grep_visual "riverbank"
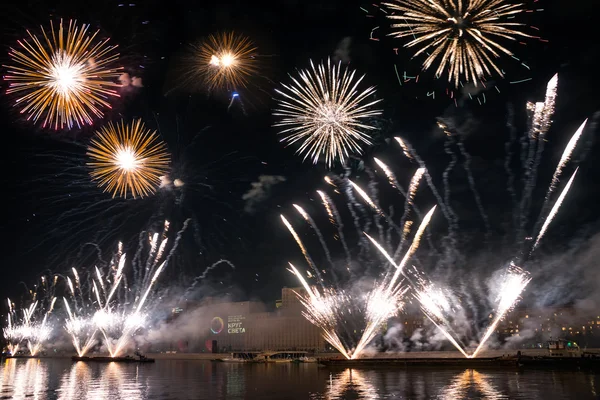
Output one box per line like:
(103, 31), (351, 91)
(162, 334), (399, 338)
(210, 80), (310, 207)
(6, 348), (599, 361)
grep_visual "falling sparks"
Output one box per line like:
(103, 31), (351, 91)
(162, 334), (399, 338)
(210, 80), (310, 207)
(87, 119), (170, 199)
(273, 59), (382, 167)
(384, 0), (532, 87)
(4, 19), (121, 129)
(194, 32), (258, 91)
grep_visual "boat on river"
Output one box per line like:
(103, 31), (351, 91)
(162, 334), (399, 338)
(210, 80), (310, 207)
(516, 339), (600, 369)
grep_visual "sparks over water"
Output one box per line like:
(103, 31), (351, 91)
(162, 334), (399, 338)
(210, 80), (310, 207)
(280, 73), (586, 359)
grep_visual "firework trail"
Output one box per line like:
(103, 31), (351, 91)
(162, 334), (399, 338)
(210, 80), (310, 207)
(517, 75), (558, 240)
(180, 260), (237, 300)
(532, 120), (587, 234)
(531, 168), (579, 252)
(394, 168), (427, 259)
(394, 137), (458, 237)
(366, 168), (386, 243)
(280, 215), (324, 284)
(293, 204), (336, 272)
(373, 158), (408, 198)
(438, 120), (491, 238)
(273, 59), (382, 167)
(4, 19), (121, 129)
(317, 190), (352, 270)
(341, 170), (372, 260)
(504, 104), (519, 230)
(365, 205), (436, 294)
(348, 180), (402, 233)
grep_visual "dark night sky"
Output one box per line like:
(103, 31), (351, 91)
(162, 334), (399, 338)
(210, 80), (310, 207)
(0, 0), (599, 308)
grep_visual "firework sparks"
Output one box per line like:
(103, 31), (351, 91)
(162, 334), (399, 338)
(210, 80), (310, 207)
(87, 119), (170, 199)
(532, 167), (578, 252)
(273, 59), (382, 167)
(288, 263), (351, 359)
(194, 32), (258, 91)
(544, 121), (587, 201)
(471, 263), (531, 358)
(4, 19), (121, 129)
(384, 0), (532, 87)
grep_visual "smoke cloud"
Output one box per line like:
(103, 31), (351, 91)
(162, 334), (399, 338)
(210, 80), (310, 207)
(242, 175), (286, 214)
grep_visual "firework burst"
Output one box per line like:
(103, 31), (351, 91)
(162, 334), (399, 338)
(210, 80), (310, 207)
(194, 32), (258, 91)
(384, 0), (532, 87)
(4, 19), (121, 130)
(273, 59), (382, 168)
(87, 119), (170, 199)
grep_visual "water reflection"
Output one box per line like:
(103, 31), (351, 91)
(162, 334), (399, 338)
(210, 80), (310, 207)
(57, 361), (143, 400)
(1, 358), (599, 399)
(327, 369), (378, 399)
(437, 369), (504, 399)
(0, 358), (48, 400)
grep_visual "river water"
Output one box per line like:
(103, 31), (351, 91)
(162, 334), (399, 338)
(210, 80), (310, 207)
(1, 358), (598, 399)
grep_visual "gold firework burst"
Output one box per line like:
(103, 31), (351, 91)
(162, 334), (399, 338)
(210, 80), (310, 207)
(273, 59), (382, 168)
(384, 0), (532, 87)
(87, 119), (170, 199)
(194, 32), (258, 91)
(4, 19), (121, 130)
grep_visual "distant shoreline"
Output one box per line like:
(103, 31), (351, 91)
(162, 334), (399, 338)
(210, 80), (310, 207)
(7, 348), (600, 361)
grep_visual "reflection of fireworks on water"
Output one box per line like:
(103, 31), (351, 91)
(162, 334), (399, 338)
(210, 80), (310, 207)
(3, 277), (58, 356)
(87, 119), (171, 199)
(282, 74), (587, 358)
(273, 59), (382, 168)
(327, 369), (379, 399)
(438, 369), (504, 398)
(4, 19), (121, 130)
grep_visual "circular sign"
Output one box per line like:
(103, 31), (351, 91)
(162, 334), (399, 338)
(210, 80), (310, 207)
(210, 317), (224, 334)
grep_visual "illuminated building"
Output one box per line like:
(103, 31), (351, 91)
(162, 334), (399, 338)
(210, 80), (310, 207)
(163, 287), (326, 353)
(496, 307), (600, 347)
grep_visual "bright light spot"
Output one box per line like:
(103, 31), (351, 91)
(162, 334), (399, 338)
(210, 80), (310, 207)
(115, 147), (138, 170)
(48, 52), (84, 96)
(209, 55), (220, 66)
(221, 53), (235, 67)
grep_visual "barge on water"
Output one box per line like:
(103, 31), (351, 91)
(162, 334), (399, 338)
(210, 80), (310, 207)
(320, 340), (600, 370)
(72, 352), (155, 363)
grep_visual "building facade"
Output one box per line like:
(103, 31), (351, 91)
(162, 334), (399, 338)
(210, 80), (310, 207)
(165, 287), (326, 353)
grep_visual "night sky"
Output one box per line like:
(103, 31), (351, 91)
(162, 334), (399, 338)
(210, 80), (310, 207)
(1, 0), (599, 309)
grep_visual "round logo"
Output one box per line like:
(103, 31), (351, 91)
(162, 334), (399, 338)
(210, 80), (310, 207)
(210, 317), (224, 334)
